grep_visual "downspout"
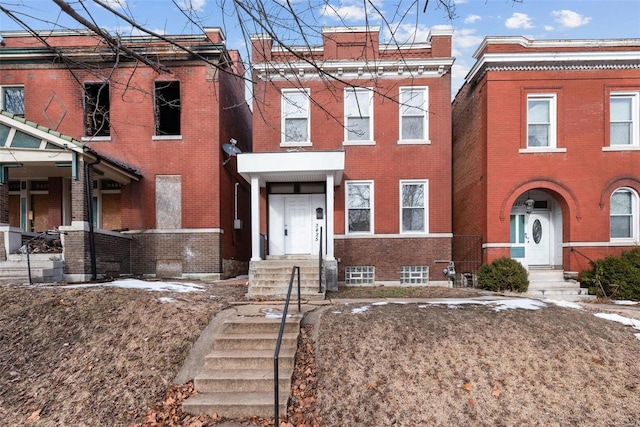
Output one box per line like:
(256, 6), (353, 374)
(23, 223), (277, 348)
(85, 157), (101, 280)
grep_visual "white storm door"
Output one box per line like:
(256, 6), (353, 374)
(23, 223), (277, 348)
(526, 212), (551, 266)
(284, 196), (312, 254)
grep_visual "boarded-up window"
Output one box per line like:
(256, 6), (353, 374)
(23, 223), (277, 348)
(156, 175), (181, 228)
(101, 193), (121, 230)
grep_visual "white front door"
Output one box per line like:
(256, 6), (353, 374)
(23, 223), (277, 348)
(526, 212), (551, 266)
(284, 196), (312, 254)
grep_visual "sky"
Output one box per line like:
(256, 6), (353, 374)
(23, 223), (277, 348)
(1, 0), (640, 95)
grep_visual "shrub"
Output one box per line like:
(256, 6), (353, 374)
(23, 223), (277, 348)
(477, 257), (529, 293)
(580, 248), (640, 300)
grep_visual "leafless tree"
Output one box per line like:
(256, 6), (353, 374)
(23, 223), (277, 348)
(0, 0), (520, 133)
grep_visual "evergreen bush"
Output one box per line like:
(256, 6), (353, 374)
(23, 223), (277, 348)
(580, 248), (640, 300)
(477, 257), (529, 293)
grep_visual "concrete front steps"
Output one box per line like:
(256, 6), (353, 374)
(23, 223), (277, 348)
(182, 309), (302, 419)
(526, 268), (594, 301)
(248, 257), (325, 300)
(0, 253), (64, 284)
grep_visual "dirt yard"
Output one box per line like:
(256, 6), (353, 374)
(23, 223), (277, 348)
(1, 282), (640, 426)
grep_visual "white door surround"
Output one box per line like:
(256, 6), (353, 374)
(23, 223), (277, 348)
(237, 150), (345, 261)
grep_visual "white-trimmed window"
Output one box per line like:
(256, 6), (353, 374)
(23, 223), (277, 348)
(527, 94), (557, 149)
(610, 92), (639, 147)
(610, 188), (638, 240)
(282, 88), (310, 145)
(399, 87), (428, 143)
(400, 180), (428, 233)
(346, 181), (373, 234)
(1, 86), (25, 116)
(344, 87), (373, 144)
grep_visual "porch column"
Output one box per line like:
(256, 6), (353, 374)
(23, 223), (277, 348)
(326, 173), (335, 260)
(250, 175), (261, 261)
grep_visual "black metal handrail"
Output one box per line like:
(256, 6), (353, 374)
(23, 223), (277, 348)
(318, 226), (323, 293)
(274, 265), (301, 424)
(570, 247), (607, 297)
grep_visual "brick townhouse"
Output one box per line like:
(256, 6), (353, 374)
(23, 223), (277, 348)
(0, 28), (252, 281)
(452, 36), (640, 280)
(238, 26), (454, 294)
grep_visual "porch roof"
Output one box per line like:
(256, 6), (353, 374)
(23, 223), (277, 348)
(0, 111), (141, 183)
(237, 150), (345, 186)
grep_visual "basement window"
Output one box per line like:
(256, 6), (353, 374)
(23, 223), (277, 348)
(400, 266), (429, 284)
(154, 81), (181, 136)
(345, 266), (375, 285)
(84, 83), (110, 137)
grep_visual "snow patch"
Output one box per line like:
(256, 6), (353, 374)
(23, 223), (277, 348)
(351, 305), (371, 314)
(594, 313), (640, 330)
(543, 299), (584, 310)
(418, 298), (547, 312)
(613, 300), (639, 306)
(61, 278), (205, 293)
(158, 297), (176, 303)
(372, 301), (388, 306)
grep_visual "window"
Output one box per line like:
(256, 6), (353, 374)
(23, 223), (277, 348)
(346, 181), (372, 233)
(510, 214), (526, 258)
(1, 86), (24, 116)
(345, 266), (375, 285)
(610, 92), (639, 147)
(401, 180), (428, 233)
(84, 83), (110, 137)
(344, 87), (373, 143)
(399, 87), (428, 142)
(610, 188), (638, 240)
(154, 81), (181, 136)
(527, 94), (557, 148)
(282, 88), (310, 145)
(400, 266), (429, 284)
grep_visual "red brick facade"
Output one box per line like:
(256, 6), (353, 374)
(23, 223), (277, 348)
(452, 37), (640, 274)
(0, 28), (252, 280)
(247, 27), (454, 285)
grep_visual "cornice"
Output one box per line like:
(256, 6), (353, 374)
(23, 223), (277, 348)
(465, 50), (640, 83)
(252, 58), (454, 81)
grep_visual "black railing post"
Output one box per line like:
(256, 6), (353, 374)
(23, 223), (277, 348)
(318, 226), (323, 293)
(274, 265), (302, 424)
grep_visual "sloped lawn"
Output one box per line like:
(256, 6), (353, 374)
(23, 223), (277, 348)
(1, 282), (639, 426)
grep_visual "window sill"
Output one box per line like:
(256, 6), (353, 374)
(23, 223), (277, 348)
(343, 140), (376, 146)
(610, 238), (639, 244)
(81, 136), (111, 142)
(603, 145), (640, 151)
(397, 139), (431, 145)
(280, 141), (312, 148)
(152, 135), (183, 141)
(519, 147), (567, 154)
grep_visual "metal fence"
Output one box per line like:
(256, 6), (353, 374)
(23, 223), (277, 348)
(452, 235), (483, 288)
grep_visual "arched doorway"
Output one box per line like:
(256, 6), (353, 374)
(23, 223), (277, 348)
(509, 189), (563, 269)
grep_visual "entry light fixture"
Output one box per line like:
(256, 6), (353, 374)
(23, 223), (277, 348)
(525, 191), (535, 214)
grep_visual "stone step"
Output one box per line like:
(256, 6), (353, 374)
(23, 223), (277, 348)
(528, 281), (580, 289)
(0, 258), (64, 268)
(204, 348), (296, 370)
(194, 369), (293, 393)
(247, 288), (326, 301)
(182, 392), (287, 419)
(223, 317), (300, 335)
(214, 333), (298, 351)
(250, 272), (321, 281)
